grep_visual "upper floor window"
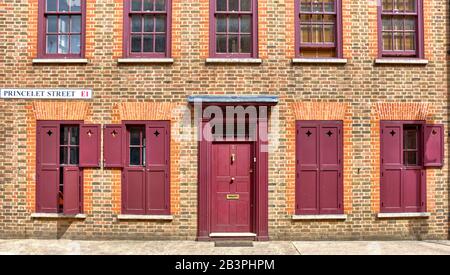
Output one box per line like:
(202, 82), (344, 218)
(379, 0), (424, 58)
(123, 0), (172, 58)
(295, 0), (342, 58)
(38, 0), (85, 58)
(210, 0), (258, 58)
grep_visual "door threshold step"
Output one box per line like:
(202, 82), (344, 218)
(214, 241), (254, 247)
(209, 232), (257, 237)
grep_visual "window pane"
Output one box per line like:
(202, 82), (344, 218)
(382, 17), (392, 31)
(216, 16), (227, 32)
(404, 18), (416, 30)
(61, 127), (69, 145)
(71, 15), (81, 33)
(394, 0), (404, 12)
(393, 32), (403, 50)
(143, 0), (153, 11)
(60, 16), (70, 33)
(216, 35), (227, 52)
(143, 35), (154, 52)
(312, 25), (323, 43)
(130, 128), (141, 145)
(382, 0), (393, 11)
(393, 18), (403, 30)
(324, 24), (334, 42)
(155, 15), (166, 32)
(217, 0), (227, 11)
(47, 16), (58, 33)
(47, 0), (57, 11)
(70, 0), (81, 12)
(58, 35), (69, 53)
(132, 15), (142, 32)
(241, 0), (251, 11)
(70, 35), (80, 54)
(155, 34), (166, 52)
(404, 151), (417, 165)
(323, 14), (335, 23)
(47, 35), (58, 53)
(312, 1), (322, 12)
(404, 33), (415, 50)
(131, 35), (142, 52)
(300, 0), (311, 12)
(405, 0), (416, 12)
(229, 0), (239, 11)
(382, 32), (393, 50)
(404, 129), (417, 149)
(132, 0), (142, 11)
(301, 25), (310, 43)
(155, 0), (165, 11)
(300, 14), (310, 23)
(228, 35), (238, 52)
(240, 35), (251, 53)
(228, 15), (239, 32)
(323, 0), (334, 12)
(60, 147), (68, 164)
(59, 0), (69, 12)
(144, 15), (154, 32)
(130, 148), (141, 165)
(70, 147), (79, 165)
(240, 15), (251, 33)
(70, 127), (79, 145)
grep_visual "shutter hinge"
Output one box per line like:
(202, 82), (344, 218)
(339, 172), (341, 177)
(338, 203), (341, 208)
(296, 173), (299, 178)
(381, 202), (384, 207)
(296, 130), (299, 135)
(381, 172), (384, 177)
(296, 204), (298, 209)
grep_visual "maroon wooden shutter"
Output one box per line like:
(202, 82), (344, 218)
(79, 124), (101, 168)
(380, 122), (403, 213)
(319, 122), (343, 214)
(103, 124), (124, 168)
(146, 121), (170, 215)
(36, 122), (60, 213)
(123, 167), (146, 215)
(63, 166), (80, 214)
(423, 124), (444, 167)
(296, 121), (319, 214)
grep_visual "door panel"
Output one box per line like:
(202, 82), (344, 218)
(403, 169), (422, 212)
(63, 167), (80, 215)
(146, 170), (166, 214)
(382, 169), (402, 212)
(320, 126), (339, 166)
(123, 168), (146, 214)
(297, 170), (318, 213)
(319, 170), (339, 213)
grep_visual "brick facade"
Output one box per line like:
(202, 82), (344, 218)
(0, 0), (449, 240)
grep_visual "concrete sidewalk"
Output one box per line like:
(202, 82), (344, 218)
(0, 239), (449, 255)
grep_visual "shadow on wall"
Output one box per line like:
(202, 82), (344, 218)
(56, 221), (72, 239)
(408, 219), (429, 240)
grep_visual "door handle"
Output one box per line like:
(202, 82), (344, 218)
(230, 177), (235, 183)
(231, 154), (236, 163)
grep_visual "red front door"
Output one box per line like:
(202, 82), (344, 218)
(211, 143), (253, 233)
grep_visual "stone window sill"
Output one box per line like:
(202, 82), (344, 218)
(377, 212), (431, 219)
(206, 58), (262, 64)
(117, 58), (174, 64)
(374, 58), (428, 65)
(292, 214), (347, 220)
(32, 58), (89, 64)
(117, 214), (173, 221)
(292, 58), (347, 64)
(31, 213), (87, 219)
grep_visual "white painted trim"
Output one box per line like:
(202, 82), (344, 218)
(209, 232), (257, 237)
(292, 58), (347, 64)
(206, 58), (263, 64)
(117, 58), (174, 64)
(292, 214), (347, 220)
(374, 59), (429, 65)
(117, 214), (174, 221)
(31, 213), (87, 219)
(32, 59), (89, 64)
(377, 212), (431, 218)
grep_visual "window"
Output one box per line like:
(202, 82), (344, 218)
(38, 0), (85, 58)
(379, 0), (424, 58)
(128, 126), (146, 166)
(210, 0), (258, 58)
(123, 0), (172, 58)
(295, 0), (342, 58)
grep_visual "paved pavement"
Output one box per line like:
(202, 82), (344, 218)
(0, 239), (449, 255)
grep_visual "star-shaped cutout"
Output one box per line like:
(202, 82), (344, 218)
(111, 130), (118, 137)
(327, 131), (333, 137)
(154, 130), (160, 137)
(432, 129), (437, 135)
(390, 130), (396, 136)
(47, 130), (53, 136)
(306, 130), (312, 137)
(87, 130), (93, 137)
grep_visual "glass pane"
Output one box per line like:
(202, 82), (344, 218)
(47, 35), (58, 53)
(404, 151), (417, 165)
(143, 0), (153, 11)
(47, 16), (58, 33)
(70, 0), (81, 12)
(323, 0), (334, 12)
(155, 15), (166, 32)
(393, 18), (403, 30)
(130, 148), (141, 165)
(404, 33), (415, 50)
(71, 15), (81, 33)
(229, 0), (239, 11)
(70, 147), (79, 165)
(394, 0), (404, 12)
(241, 0), (251, 11)
(155, 0), (165, 11)
(216, 16), (227, 32)
(300, 14), (311, 22)
(143, 35), (154, 52)
(404, 18), (416, 30)
(144, 15), (154, 32)
(323, 14), (335, 23)
(312, 1), (322, 12)
(132, 15), (142, 32)
(216, 35), (227, 52)
(240, 15), (251, 33)
(228, 15), (239, 32)
(228, 35), (238, 52)
(130, 128), (141, 145)
(47, 0), (57, 11)
(382, 32), (393, 50)
(382, 17), (392, 31)
(382, 0), (393, 11)
(70, 35), (80, 54)
(300, 25), (310, 42)
(58, 35), (69, 53)
(312, 25), (323, 43)
(60, 147), (68, 164)
(131, 35), (142, 52)
(217, 0), (227, 11)
(324, 24), (334, 42)
(70, 127), (79, 145)
(240, 35), (251, 53)
(61, 127), (69, 145)
(404, 129), (417, 149)
(393, 32), (403, 50)
(155, 34), (166, 52)
(405, 0), (416, 12)
(300, 0), (311, 12)
(59, 16), (70, 33)
(132, 0), (142, 11)
(59, 0), (69, 12)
